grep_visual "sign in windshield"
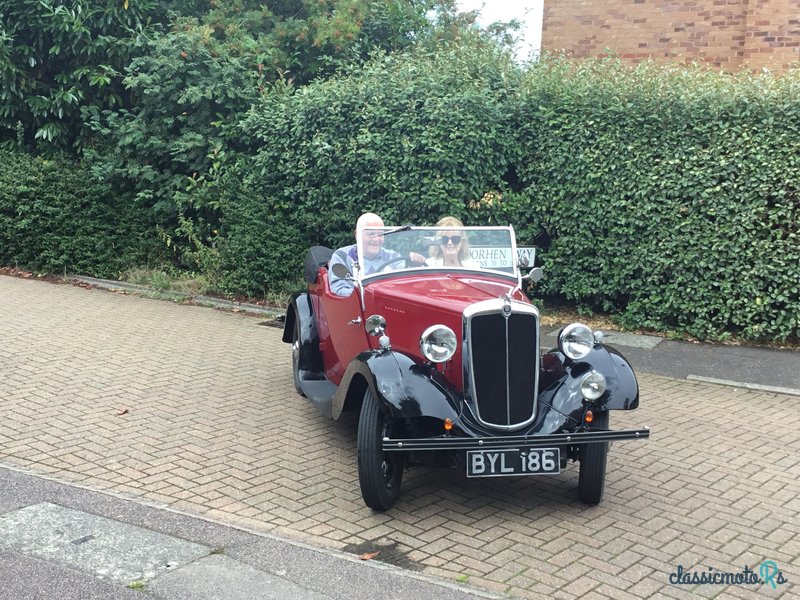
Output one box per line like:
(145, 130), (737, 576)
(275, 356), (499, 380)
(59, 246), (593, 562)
(470, 247), (514, 269)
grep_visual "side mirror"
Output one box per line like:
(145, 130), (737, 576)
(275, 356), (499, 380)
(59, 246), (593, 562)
(331, 263), (352, 279)
(523, 267), (544, 283)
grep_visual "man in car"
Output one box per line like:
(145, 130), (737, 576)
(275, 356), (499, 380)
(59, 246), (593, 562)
(329, 213), (402, 296)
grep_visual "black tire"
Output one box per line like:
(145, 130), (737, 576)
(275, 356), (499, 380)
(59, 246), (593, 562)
(357, 388), (404, 511)
(291, 318), (305, 396)
(577, 411), (609, 505)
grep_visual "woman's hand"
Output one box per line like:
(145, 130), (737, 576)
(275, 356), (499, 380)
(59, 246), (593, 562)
(408, 252), (426, 264)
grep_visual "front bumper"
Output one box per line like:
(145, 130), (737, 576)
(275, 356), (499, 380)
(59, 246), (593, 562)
(381, 427), (650, 451)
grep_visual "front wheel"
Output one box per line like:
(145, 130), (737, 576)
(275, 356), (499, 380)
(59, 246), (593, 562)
(357, 388), (404, 511)
(577, 411), (609, 505)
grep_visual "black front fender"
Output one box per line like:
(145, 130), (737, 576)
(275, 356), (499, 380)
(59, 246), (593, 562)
(535, 344), (640, 432)
(565, 344), (640, 411)
(332, 350), (462, 423)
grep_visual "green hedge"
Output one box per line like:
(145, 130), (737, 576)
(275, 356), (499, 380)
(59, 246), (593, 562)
(517, 58), (800, 340)
(221, 53), (798, 341)
(0, 150), (156, 277)
(218, 44), (524, 296)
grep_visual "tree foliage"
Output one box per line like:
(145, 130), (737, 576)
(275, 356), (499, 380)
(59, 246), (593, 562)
(0, 0), (168, 152)
(77, 0), (442, 272)
(83, 17), (264, 216)
(0, 0), (437, 153)
(260, 0), (433, 84)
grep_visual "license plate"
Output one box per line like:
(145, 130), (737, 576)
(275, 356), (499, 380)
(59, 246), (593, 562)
(466, 448), (560, 477)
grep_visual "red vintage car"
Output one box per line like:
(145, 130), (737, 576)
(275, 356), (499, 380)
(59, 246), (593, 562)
(283, 225), (649, 511)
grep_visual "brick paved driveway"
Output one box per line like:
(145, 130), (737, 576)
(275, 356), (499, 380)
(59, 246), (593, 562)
(1, 275), (797, 598)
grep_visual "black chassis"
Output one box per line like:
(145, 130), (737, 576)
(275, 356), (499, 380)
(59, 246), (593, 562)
(284, 291), (650, 465)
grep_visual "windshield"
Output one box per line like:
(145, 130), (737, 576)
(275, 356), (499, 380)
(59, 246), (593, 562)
(353, 225), (519, 283)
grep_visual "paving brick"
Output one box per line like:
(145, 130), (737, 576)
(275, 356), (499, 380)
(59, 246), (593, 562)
(561, 575), (601, 597)
(594, 583), (642, 600)
(2, 275), (799, 599)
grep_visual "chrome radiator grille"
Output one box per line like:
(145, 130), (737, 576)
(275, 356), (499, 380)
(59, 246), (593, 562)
(465, 300), (540, 430)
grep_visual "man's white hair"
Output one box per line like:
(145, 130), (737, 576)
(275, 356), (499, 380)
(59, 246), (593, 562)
(355, 212), (383, 235)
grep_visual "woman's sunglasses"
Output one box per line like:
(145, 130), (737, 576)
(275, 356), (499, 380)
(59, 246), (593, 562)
(438, 235), (462, 245)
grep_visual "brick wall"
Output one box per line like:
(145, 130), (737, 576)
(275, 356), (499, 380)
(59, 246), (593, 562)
(744, 1), (800, 70)
(542, 0), (800, 71)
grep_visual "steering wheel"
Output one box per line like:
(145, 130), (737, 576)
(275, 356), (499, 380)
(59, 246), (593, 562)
(373, 257), (407, 272)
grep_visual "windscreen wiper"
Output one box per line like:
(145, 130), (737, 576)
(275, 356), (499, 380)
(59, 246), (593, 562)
(383, 224), (412, 236)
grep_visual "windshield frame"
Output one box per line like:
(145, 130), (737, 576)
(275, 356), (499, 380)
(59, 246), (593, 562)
(353, 225), (520, 287)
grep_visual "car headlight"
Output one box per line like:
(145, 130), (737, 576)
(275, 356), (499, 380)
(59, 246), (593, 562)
(580, 370), (607, 400)
(419, 325), (457, 363)
(558, 323), (594, 360)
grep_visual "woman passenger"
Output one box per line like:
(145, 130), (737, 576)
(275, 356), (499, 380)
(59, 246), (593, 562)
(426, 216), (481, 268)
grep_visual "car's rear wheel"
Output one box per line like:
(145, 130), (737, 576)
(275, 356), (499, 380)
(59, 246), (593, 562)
(291, 318), (305, 396)
(578, 411), (609, 505)
(357, 388), (404, 511)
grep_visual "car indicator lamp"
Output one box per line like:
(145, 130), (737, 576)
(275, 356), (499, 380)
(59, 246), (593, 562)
(584, 410), (594, 423)
(559, 323), (594, 360)
(444, 418), (453, 431)
(419, 325), (457, 363)
(579, 370), (607, 400)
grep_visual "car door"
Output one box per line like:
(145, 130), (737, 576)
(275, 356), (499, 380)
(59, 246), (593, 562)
(317, 282), (369, 384)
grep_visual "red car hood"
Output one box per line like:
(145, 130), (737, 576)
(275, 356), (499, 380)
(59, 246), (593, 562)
(365, 272), (519, 315)
(363, 273), (526, 387)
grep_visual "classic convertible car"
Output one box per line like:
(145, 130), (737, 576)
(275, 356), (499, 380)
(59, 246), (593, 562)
(283, 225), (649, 511)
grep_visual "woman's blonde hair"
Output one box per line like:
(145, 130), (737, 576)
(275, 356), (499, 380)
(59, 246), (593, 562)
(429, 216), (470, 263)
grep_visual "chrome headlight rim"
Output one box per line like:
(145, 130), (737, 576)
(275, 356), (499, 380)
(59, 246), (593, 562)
(558, 322), (595, 360)
(419, 324), (457, 363)
(579, 369), (607, 401)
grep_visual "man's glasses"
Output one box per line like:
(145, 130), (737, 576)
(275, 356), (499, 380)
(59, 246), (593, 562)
(438, 235), (462, 245)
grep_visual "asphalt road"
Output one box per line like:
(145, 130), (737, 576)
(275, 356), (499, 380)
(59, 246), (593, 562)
(540, 328), (800, 396)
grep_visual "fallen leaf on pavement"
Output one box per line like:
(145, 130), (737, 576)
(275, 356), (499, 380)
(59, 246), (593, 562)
(359, 551), (380, 561)
(117, 408), (129, 416)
